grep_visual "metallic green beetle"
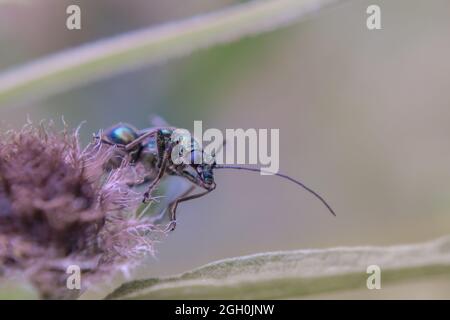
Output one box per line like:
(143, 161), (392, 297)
(101, 123), (217, 231)
(100, 123), (335, 231)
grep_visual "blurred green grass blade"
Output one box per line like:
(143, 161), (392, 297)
(0, 279), (39, 300)
(106, 236), (450, 299)
(0, 0), (339, 106)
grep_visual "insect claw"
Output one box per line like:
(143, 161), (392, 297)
(164, 220), (177, 232)
(142, 192), (151, 203)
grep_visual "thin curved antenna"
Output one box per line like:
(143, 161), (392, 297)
(214, 165), (336, 216)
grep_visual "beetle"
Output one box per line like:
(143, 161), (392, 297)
(99, 122), (335, 231)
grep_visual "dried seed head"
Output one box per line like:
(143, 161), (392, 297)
(0, 122), (165, 299)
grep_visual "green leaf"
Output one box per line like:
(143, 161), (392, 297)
(106, 236), (450, 299)
(0, 0), (340, 106)
(0, 279), (39, 300)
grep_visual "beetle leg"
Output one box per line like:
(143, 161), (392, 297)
(125, 129), (158, 151)
(165, 187), (213, 232)
(164, 170), (216, 231)
(163, 185), (195, 231)
(125, 126), (175, 151)
(142, 147), (170, 203)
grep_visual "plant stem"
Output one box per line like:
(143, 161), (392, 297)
(0, 0), (340, 106)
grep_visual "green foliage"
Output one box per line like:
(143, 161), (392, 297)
(0, 0), (339, 106)
(107, 236), (450, 299)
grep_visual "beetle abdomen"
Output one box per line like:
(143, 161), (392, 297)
(105, 123), (139, 145)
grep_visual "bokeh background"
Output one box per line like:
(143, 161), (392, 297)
(1, 0), (450, 298)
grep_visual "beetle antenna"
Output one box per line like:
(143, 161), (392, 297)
(214, 165), (336, 216)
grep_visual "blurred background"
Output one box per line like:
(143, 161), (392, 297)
(1, 0), (450, 298)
